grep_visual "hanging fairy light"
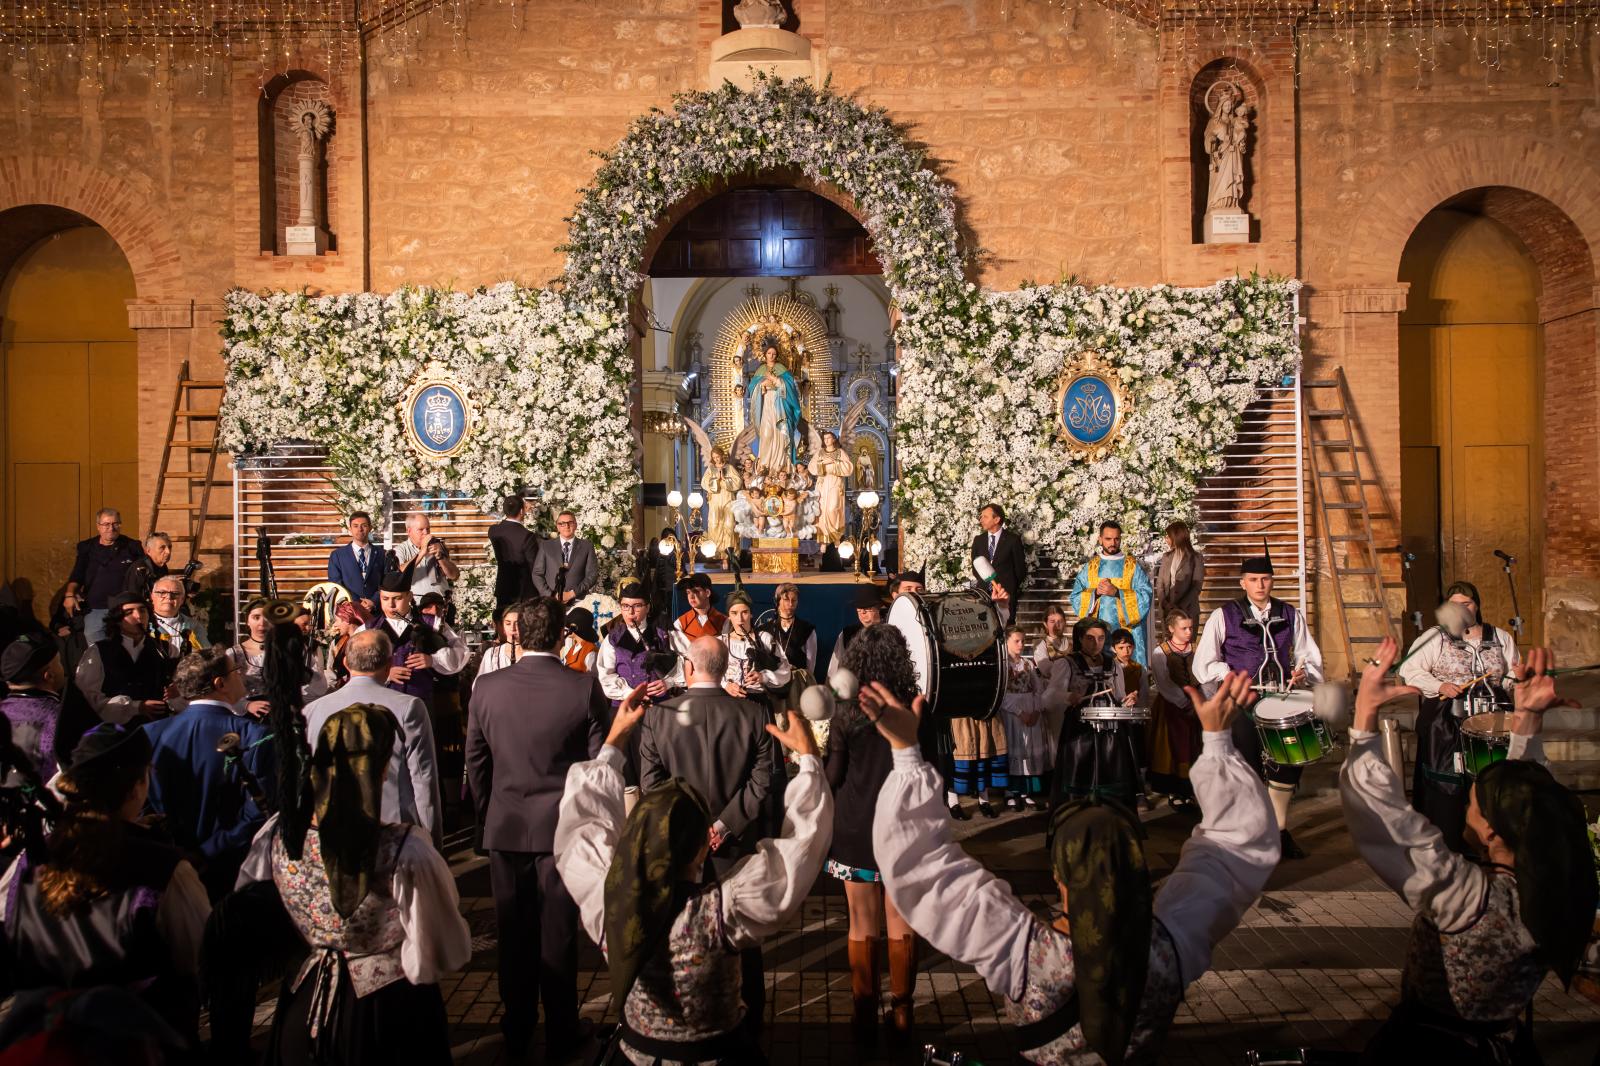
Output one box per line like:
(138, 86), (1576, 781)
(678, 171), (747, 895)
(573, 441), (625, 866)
(0, 0), (1595, 103)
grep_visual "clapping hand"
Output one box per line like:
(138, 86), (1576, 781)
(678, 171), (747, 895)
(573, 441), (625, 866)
(1511, 647), (1578, 734)
(766, 710), (819, 758)
(1352, 637), (1420, 733)
(605, 683), (651, 749)
(858, 681), (927, 751)
(1184, 670), (1253, 733)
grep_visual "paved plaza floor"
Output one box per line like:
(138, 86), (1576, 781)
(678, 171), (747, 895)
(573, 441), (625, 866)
(241, 773), (1600, 1066)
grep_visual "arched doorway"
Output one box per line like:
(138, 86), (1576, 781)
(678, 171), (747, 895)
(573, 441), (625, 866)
(1398, 192), (1547, 644)
(0, 213), (139, 612)
(636, 180), (893, 566)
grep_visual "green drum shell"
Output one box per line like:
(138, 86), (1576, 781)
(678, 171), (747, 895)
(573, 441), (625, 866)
(1253, 696), (1332, 767)
(1460, 711), (1512, 777)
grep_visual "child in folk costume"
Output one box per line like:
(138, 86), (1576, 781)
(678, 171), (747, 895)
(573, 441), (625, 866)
(862, 671), (1279, 1065)
(556, 686), (832, 1065)
(1109, 628), (1149, 706)
(1002, 627), (1053, 811)
(948, 706), (1009, 819)
(1147, 609), (1201, 807)
(560, 606), (599, 673)
(1341, 640), (1596, 1065)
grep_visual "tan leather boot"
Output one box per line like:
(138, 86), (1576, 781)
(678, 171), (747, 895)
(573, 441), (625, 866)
(887, 935), (917, 1036)
(848, 936), (881, 1040)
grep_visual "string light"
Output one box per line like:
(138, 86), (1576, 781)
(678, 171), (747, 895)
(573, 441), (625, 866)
(0, 0), (1594, 105)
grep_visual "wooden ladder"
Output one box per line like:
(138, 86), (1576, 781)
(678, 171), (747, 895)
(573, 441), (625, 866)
(1303, 367), (1400, 678)
(147, 361), (231, 568)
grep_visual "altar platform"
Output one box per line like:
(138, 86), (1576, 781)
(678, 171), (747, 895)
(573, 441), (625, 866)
(672, 570), (886, 679)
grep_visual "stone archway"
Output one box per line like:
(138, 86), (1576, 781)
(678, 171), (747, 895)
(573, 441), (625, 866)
(1334, 139), (1600, 657)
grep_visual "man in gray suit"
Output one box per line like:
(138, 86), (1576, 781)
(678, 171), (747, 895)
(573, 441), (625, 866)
(532, 510), (598, 604)
(302, 628), (442, 847)
(638, 634), (775, 1035)
(466, 596), (611, 1061)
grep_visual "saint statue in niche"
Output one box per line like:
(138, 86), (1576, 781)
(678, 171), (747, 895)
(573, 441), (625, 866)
(1203, 81), (1251, 214)
(746, 341), (803, 477)
(806, 430), (854, 545)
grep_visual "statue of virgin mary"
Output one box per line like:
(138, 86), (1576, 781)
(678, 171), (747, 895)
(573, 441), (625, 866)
(747, 340), (803, 477)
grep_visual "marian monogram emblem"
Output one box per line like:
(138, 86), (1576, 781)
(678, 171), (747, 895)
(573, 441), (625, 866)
(401, 363), (474, 460)
(1056, 352), (1129, 460)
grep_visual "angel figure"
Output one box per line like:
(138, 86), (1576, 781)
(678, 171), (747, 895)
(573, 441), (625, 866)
(806, 429), (854, 545)
(684, 419), (744, 556)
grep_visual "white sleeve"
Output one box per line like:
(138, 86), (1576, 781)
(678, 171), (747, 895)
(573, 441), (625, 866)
(596, 638), (632, 701)
(395, 831), (473, 984)
(671, 621), (692, 657)
(1397, 630), (1444, 698)
(1498, 629), (1521, 692)
(721, 753), (833, 949)
(1293, 610), (1323, 683)
(873, 746), (1038, 1002)
(75, 646), (138, 723)
(1152, 731), (1279, 986)
(802, 632), (817, 675)
(1506, 731), (1547, 766)
(830, 632), (846, 673)
(234, 814), (281, 888)
(430, 624), (470, 676)
(1032, 640), (1050, 671)
(1338, 730), (1487, 931)
(554, 745), (629, 949)
(759, 633), (791, 689)
(156, 861), (213, 977)
(1191, 612), (1230, 689)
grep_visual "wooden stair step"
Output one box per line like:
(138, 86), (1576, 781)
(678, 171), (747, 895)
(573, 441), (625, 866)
(1313, 439), (1353, 447)
(1317, 470), (1358, 479)
(1342, 601), (1385, 610)
(1302, 379), (1339, 388)
(168, 440), (217, 448)
(166, 472), (231, 482)
(177, 410), (219, 418)
(1335, 567), (1379, 576)
(1308, 411), (1345, 419)
(1349, 635), (1389, 643)
(182, 379), (225, 388)
(1322, 502), (1361, 510)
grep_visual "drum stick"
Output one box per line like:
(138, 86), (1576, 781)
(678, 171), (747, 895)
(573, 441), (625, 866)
(1545, 662), (1600, 677)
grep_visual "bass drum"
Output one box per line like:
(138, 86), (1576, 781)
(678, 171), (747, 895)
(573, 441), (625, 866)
(886, 590), (1005, 721)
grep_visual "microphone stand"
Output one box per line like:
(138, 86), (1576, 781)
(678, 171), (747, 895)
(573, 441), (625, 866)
(1496, 551), (1524, 641)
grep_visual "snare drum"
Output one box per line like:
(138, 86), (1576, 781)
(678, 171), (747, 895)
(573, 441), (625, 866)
(1460, 711), (1512, 777)
(1451, 692), (1506, 719)
(1252, 692), (1332, 767)
(1080, 704), (1152, 730)
(887, 590), (1005, 721)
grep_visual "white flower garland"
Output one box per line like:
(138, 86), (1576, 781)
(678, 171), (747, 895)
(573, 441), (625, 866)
(219, 283), (634, 553)
(219, 77), (1301, 598)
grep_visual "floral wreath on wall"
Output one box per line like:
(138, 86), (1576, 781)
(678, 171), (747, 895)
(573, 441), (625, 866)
(219, 283), (633, 550)
(220, 75), (1301, 611)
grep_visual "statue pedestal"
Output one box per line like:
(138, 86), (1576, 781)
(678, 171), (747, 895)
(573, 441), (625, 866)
(751, 536), (801, 576)
(709, 28), (815, 89)
(286, 224), (329, 256)
(1203, 209), (1251, 244)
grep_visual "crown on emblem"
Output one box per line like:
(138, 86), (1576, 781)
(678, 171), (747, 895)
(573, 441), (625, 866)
(426, 390), (452, 411)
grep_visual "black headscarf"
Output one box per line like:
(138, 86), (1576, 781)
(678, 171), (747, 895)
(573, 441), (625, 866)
(311, 704), (400, 918)
(603, 780), (711, 1005)
(1048, 798), (1152, 1066)
(1474, 759), (1598, 986)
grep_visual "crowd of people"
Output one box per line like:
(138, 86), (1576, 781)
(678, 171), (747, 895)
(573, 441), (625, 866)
(0, 497), (1592, 1066)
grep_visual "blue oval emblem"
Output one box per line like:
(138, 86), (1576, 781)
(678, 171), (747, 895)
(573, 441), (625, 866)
(411, 384), (468, 455)
(1061, 377), (1118, 446)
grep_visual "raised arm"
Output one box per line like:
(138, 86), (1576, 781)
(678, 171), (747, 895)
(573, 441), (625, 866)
(720, 718), (833, 949)
(554, 744), (629, 948)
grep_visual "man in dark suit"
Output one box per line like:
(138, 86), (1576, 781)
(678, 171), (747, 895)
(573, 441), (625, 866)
(532, 510), (598, 604)
(639, 633), (775, 1033)
(326, 510), (386, 611)
(487, 494), (538, 611)
(466, 596), (610, 1060)
(971, 501), (1027, 624)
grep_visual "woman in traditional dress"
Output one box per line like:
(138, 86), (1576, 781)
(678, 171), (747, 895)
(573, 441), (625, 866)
(238, 597), (328, 712)
(1001, 627), (1053, 811)
(807, 431), (854, 545)
(862, 669), (1278, 1064)
(747, 344), (802, 477)
(823, 625), (922, 1042)
(702, 446), (742, 555)
(472, 602), (521, 690)
(1397, 580), (1519, 852)
(1154, 520), (1205, 634)
(1147, 608), (1201, 808)
(555, 685), (831, 1064)
(1342, 639), (1595, 1065)
(240, 703), (471, 1065)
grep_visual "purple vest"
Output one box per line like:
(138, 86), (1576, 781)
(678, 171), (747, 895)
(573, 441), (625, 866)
(1219, 597), (1298, 685)
(606, 625), (671, 706)
(368, 618), (437, 700)
(0, 691), (60, 782)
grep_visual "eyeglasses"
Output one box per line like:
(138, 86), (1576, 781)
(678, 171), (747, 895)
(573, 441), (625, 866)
(557, 520), (576, 527)
(152, 590), (182, 598)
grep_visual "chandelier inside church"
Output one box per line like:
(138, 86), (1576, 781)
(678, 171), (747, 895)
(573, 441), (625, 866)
(0, 0), (1595, 93)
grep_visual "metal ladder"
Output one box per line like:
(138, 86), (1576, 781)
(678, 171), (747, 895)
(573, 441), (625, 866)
(1302, 367), (1400, 677)
(147, 360), (231, 568)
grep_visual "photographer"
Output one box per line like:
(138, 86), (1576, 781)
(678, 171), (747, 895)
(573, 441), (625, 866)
(0, 723), (210, 1047)
(393, 513), (459, 603)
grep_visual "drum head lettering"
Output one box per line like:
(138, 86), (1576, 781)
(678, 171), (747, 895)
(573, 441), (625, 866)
(935, 595), (997, 659)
